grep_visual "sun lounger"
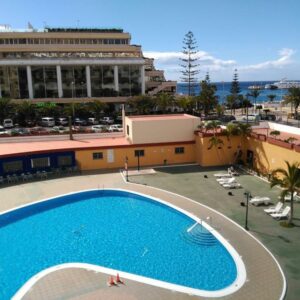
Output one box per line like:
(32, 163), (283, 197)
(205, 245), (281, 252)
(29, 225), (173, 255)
(264, 202), (283, 214)
(216, 177), (235, 182)
(222, 182), (241, 189)
(250, 196), (272, 206)
(270, 206), (290, 220)
(217, 177), (235, 183)
(214, 173), (232, 178)
(279, 192), (299, 202)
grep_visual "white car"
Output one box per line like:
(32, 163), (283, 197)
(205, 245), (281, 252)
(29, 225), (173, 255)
(91, 125), (107, 133)
(108, 124), (123, 132)
(100, 116), (114, 125)
(3, 119), (14, 128)
(0, 126), (9, 135)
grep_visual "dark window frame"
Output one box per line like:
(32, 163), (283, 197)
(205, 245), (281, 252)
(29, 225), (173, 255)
(134, 149), (144, 157)
(175, 147), (185, 154)
(93, 152), (103, 160)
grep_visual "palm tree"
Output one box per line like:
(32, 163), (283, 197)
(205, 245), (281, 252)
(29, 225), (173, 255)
(250, 90), (260, 113)
(223, 123), (239, 163)
(176, 96), (195, 113)
(208, 136), (224, 150)
(155, 93), (174, 114)
(270, 161), (300, 225)
(87, 100), (107, 120)
(0, 98), (14, 122)
(284, 87), (300, 119)
(267, 94), (276, 102)
(270, 130), (280, 140)
(15, 101), (36, 126)
(226, 95), (236, 115)
(205, 120), (221, 136)
(127, 95), (155, 115)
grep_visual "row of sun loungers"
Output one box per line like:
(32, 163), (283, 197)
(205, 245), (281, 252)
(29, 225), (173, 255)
(0, 167), (79, 185)
(214, 169), (242, 189)
(251, 198), (291, 220)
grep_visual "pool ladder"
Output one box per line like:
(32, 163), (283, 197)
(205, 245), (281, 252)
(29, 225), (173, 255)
(182, 223), (217, 246)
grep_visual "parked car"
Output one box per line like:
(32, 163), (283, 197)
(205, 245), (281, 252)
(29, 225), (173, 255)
(11, 128), (30, 136)
(74, 118), (87, 126)
(56, 117), (69, 126)
(3, 118), (14, 128)
(51, 126), (67, 134)
(100, 116), (114, 125)
(91, 125), (107, 133)
(259, 114), (276, 121)
(108, 124), (123, 132)
(88, 117), (99, 125)
(41, 117), (55, 127)
(30, 127), (48, 134)
(24, 120), (36, 127)
(219, 115), (236, 123)
(0, 126), (9, 135)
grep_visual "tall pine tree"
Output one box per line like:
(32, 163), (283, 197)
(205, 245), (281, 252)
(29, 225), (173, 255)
(226, 69), (241, 115)
(180, 31), (199, 96)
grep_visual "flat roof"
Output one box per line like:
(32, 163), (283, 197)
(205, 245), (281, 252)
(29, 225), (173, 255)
(127, 114), (199, 121)
(253, 128), (300, 142)
(0, 137), (130, 158)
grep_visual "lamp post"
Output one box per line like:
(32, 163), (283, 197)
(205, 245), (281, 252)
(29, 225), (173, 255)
(241, 191), (251, 230)
(125, 156), (129, 182)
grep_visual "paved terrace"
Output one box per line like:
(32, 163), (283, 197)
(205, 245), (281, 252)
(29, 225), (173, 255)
(0, 168), (286, 300)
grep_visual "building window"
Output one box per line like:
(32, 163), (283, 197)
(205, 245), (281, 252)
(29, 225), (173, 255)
(31, 157), (50, 168)
(134, 150), (144, 157)
(2, 160), (23, 173)
(93, 152), (103, 160)
(57, 155), (72, 166)
(175, 147), (185, 154)
(127, 125), (130, 135)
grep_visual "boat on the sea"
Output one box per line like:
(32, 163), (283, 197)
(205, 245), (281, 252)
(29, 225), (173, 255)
(248, 85), (263, 90)
(265, 79), (300, 89)
(264, 84), (278, 90)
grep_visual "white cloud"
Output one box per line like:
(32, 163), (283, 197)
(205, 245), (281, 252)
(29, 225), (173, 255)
(143, 48), (297, 81)
(240, 48), (296, 71)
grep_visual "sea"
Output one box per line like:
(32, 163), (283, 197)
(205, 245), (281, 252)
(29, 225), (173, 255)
(177, 81), (288, 104)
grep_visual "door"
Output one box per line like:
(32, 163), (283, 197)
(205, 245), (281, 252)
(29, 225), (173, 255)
(107, 149), (114, 163)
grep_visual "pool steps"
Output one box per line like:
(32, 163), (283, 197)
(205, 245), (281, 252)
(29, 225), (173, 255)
(182, 224), (217, 246)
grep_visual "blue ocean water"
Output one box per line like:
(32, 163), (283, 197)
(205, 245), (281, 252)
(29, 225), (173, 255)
(0, 190), (237, 299)
(177, 81), (288, 103)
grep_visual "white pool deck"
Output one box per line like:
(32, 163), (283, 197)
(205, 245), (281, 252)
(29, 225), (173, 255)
(0, 172), (285, 300)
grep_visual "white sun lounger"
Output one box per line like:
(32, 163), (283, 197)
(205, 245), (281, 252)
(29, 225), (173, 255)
(264, 202), (283, 214)
(222, 182), (241, 189)
(214, 173), (232, 178)
(217, 177), (235, 184)
(279, 192), (299, 202)
(250, 197), (272, 206)
(270, 206), (291, 220)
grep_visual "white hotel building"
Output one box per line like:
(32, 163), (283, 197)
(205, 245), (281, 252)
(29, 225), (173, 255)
(0, 26), (149, 103)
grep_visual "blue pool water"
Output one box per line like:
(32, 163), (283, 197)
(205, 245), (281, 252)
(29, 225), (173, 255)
(0, 190), (238, 299)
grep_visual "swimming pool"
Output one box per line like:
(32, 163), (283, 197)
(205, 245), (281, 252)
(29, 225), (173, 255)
(0, 189), (246, 299)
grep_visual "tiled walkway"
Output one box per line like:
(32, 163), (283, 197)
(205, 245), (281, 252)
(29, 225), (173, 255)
(0, 171), (285, 300)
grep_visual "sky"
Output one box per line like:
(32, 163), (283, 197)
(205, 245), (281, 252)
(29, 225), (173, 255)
(1, 0), (299, 82)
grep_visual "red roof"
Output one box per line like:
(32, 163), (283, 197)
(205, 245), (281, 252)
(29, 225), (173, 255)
(0, 137), (130, 158)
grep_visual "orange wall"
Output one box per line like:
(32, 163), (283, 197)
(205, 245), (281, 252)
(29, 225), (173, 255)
(245, 137), (300, 174)
(75, 143), (196, 171)
(195, 135), (242, 166)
